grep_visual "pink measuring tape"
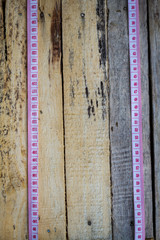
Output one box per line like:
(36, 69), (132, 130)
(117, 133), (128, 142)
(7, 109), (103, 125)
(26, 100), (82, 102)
(27, 0), (39, 239)
(26, 0), (145, 239)
(128, 0), (145, 239)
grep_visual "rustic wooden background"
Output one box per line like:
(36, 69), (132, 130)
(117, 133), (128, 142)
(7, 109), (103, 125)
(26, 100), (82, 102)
(0, 0), (159, 239)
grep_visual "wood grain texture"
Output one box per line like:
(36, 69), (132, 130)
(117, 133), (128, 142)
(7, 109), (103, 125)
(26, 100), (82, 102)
(0, 0), (28, 239)
(62, 0), (112, 239)
(108, 0), (153, 239)
(108, 1), (133, 239)
(139, 0), (153, 237)
(148, 1), (160, 239)
(38, 0), (66, 239)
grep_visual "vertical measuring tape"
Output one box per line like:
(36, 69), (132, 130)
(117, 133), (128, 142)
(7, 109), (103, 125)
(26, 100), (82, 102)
(128, 0), (145, 239)
(26, 0), (145, 239)
(27, 0), (39, 239)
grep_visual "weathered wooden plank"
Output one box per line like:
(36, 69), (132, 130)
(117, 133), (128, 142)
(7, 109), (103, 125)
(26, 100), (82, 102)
(139, 0), (153, 238)
(0, 0), (28, 239)
(108, 1), (133, 239)
(62, 0), (112, 239)
(38, 0), (66, 239)
(108, 0), (153, 238)
(148, 1), (160, 239)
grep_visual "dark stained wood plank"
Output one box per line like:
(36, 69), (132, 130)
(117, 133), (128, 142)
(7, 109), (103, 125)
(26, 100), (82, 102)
(108, 0), (153, 238)
(148, 0), (160, 239)
(108, 1), (133, 239)
(139, 0), (153, 238)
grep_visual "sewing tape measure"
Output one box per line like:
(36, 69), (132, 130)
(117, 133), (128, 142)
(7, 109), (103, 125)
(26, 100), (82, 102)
(27, 0), (39, 239)
(26, 0), (145, 239)
(128, 0), (145, 239)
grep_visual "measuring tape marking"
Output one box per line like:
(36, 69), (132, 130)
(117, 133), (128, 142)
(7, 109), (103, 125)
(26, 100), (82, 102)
(27, 0), (145, 239)
(128, 0), (145, 239)
(27, 0), (39, 239)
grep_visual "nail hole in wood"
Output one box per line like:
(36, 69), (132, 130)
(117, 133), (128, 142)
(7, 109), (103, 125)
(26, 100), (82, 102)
(88, 220), (91, 226)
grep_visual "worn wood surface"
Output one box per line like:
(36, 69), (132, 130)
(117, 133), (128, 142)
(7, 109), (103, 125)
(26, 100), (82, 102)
(0, 0), (158, 239)
(148, 1), (160, 239)
(139, 0), (153, 237)
(62, 0), (112, 239)
(0, 0), (28, 239)
(38, 0), (66, 239)
(108, 1), (134, 239)
(108, 0), (153, 239)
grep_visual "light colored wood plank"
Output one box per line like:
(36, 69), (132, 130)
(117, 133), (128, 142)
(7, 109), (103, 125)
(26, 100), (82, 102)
(0, 0), (28, 239)
(139, 0), (153, 237)
(108, 0), (153, 238)
(38, 0), (66, 239)
(62, 0), (112, 239)
(148, 1), (160, 239)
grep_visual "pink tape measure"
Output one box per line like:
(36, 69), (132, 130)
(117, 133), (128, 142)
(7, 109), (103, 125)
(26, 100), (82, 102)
(27, 0), (145, 239)
(27, 0), (39, 239)
(128, 0), (145, 239)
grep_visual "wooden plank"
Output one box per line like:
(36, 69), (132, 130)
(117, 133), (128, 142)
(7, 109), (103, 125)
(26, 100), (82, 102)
(62, 0), (112, 239)
(38, 0), (66, 239)
(139, 0), (153, 238)
(108, 1), (133, 238)
(108, 0), (153, 238)
(148, 1), (160, 239)
(0, 0), (28, 239)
